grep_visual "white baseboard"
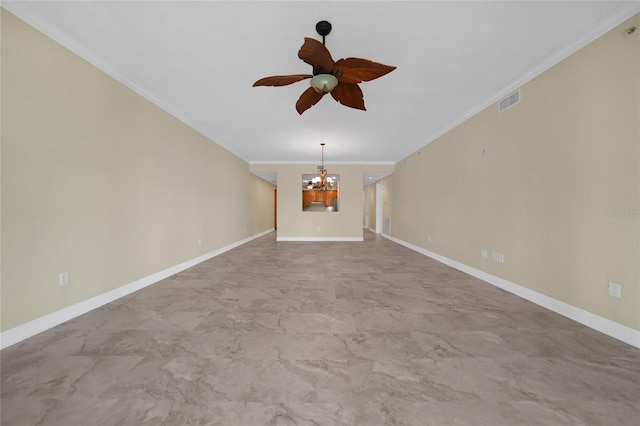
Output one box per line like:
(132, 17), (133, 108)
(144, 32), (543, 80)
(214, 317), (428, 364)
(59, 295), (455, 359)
(276, 237), (363, 242)
(382, 233), (640, 349)
(0, 229), (274, 350)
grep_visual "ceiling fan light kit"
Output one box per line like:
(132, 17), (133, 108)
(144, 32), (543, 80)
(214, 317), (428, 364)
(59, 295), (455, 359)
(310, 74), (339, 93)
(253, 20), (396, 114)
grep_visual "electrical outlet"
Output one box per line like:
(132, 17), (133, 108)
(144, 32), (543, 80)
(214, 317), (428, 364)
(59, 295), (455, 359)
(608, 282), (621, 298)
(59, 272), (70, 286)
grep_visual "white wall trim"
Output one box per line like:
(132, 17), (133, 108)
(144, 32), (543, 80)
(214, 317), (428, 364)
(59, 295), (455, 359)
(251, 160), (395, 166)
(0, 229), (274, 350)
(1, 2), (247, 163)
(399, 2), (640, 162)
(382, 233), (640, 349)
(276, 237), (363, 242)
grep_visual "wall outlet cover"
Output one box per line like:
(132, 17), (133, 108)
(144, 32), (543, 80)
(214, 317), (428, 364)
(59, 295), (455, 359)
(59, 272), (70, 286)
(608, 282), (621, 298)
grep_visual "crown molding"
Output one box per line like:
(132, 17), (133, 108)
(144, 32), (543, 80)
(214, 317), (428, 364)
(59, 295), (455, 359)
(399, 1), (640, 162)
(1, 2), (248, 162)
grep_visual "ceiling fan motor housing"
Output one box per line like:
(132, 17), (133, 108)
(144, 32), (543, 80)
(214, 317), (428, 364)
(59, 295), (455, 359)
(316, 21), (332, 38)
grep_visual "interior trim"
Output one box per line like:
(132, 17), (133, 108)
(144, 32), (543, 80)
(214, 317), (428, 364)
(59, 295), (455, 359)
(401, 2), (640, 158)
(5, 2), (638, 166)
(383, 233), (640, 349)
(276, 237), (364, 242)
(0, 228), (275, 350)
(1, 2), (244, 161)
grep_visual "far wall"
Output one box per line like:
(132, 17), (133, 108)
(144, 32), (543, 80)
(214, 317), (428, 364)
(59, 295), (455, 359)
(251, 164), (393, 240)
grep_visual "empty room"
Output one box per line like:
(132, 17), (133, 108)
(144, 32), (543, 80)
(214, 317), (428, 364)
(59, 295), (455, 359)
(1, 1), (639, 425)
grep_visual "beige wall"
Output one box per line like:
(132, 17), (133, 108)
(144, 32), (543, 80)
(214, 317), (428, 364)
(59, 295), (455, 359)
(389, 15), (640, 330)
(1, 10), (274, 331)
(251, 164), (393, 239)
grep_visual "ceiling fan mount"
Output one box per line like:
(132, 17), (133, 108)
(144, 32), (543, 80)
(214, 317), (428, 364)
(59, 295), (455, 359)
(253, 21), (396, 115)
(315, 20), (332, 43)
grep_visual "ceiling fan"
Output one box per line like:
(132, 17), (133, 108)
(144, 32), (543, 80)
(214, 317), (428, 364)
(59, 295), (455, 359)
(253, 21), (396, 115)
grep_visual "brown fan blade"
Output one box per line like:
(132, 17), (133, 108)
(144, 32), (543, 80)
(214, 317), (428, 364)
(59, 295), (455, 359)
(330, 82), (366, 111)
(253, 74), (312, 87)
(298, 37), (335, 73)
(333, 58), (396, 84)
(296, 86), (325, 115)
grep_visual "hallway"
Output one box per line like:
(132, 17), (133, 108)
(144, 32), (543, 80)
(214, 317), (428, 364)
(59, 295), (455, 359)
(2, 231), (639, 425)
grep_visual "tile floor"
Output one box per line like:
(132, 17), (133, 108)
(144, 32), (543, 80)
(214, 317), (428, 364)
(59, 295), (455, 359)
(2, 231), (639, 425)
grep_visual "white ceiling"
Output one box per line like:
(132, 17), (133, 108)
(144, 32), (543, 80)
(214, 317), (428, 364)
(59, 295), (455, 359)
(4, 1), (639, 180)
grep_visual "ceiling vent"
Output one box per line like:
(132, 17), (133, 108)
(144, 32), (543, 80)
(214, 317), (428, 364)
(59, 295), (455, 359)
(498, 89), (520, 112)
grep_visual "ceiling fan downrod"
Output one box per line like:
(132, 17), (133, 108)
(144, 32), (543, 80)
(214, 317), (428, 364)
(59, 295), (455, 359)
(315, 20), (332, 45)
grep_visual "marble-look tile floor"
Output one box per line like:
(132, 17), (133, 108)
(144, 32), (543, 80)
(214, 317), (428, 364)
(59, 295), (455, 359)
(2, 231), (640, 425)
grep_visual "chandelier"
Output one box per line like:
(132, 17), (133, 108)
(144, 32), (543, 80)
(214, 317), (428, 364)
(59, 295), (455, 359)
(307, 143), (334, 190)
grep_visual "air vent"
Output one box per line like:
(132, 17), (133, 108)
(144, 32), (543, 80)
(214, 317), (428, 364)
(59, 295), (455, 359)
(498, 89), (520, 112)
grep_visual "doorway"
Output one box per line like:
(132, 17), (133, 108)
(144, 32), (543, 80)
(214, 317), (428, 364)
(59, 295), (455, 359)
(364, 182), (383, 234)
